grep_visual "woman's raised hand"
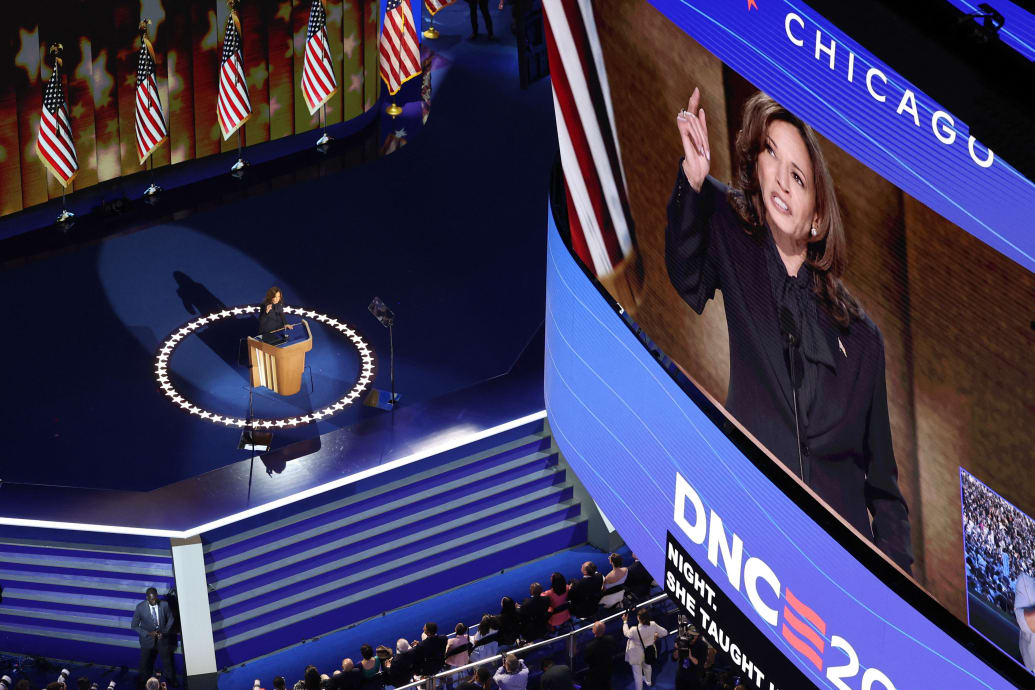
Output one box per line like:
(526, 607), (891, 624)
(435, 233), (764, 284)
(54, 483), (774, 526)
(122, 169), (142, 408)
(676, 87), (710, 193)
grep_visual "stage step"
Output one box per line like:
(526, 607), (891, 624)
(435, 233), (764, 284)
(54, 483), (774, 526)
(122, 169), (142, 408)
(202, 424), (589, 668)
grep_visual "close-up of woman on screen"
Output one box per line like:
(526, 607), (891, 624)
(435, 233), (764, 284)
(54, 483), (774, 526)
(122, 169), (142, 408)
(665, 87), (913, 572)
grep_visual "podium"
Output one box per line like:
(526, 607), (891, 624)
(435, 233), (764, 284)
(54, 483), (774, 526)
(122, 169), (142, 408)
(248, 319), (312, 395)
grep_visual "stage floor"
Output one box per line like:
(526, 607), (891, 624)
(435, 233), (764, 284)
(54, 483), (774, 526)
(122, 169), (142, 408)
(0, 15), (555, 494)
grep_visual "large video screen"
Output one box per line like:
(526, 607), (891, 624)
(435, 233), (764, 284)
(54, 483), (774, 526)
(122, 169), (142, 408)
(543, 0), (1034, 687)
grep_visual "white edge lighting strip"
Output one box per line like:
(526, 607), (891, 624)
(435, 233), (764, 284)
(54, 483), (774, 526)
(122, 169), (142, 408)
(153, 305), (376, 429)
(0, 410), (548, 538)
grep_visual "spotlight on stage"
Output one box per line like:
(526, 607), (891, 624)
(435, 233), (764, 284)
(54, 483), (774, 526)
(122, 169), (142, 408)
(239, 427), (273, 452)
(365, 296), (399, 409)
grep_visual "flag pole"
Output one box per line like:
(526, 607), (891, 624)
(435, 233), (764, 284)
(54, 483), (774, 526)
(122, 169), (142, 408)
(144, 154), (161, 197)
(231, 128), (247, 174)
(57, 185), (74, 224)
(423, 10), (439, 39)
(316, 103), (331, 148)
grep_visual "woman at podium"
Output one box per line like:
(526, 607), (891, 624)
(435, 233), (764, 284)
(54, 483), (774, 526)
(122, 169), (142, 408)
(258, 286), (294, 335)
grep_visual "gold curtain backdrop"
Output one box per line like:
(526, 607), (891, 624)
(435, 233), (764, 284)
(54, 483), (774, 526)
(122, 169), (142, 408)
(0, 0), (382, 217)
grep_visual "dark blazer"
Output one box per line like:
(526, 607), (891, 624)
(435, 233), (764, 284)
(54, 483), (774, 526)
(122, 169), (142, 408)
(387, 647), (418, 687)
(414, 634), (447, 676)
(540, 664), (575, 690)
(665, 168), (912, 571)
(583, 634), (617, 689)
(567, 573), (604, 617)
(258, 301), (286, 334)
(332, 669), (362, 690)
(625, 561), (653, 602)
(130, 599), (175, 649)
(519, 595), (551, 641)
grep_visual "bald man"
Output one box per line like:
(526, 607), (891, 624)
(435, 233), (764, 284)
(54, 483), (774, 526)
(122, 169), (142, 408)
(582, 620), (617, 689)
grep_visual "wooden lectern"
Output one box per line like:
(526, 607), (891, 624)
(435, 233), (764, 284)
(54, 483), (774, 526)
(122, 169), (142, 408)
(248, 319), (312, 395)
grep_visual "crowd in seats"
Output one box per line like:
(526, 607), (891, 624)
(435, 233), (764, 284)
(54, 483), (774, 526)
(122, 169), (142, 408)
(245, 552), (663, 689)
(962, 473), (1035, 618)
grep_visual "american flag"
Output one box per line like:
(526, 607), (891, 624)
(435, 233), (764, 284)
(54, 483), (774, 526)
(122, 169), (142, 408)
(135, 35), (168, 164)
(379, 0), (421, 96)
(302, 0), (338, 115)
(36, 57), (78, 187)
(424, 0), (457, 16)
(217, 9), (252, 140)
(542, 0), (635, 277)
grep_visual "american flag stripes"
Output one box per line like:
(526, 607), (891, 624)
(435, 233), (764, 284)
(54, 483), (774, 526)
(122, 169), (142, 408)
(542, 0), (635, 277)
(135, 34), (168, 164)
(217, 8), (253, 140)
(302, 0), (338, 115)
(424, 0), (458, 16)
(36, 56), (79, 187)
(379, 0), (421, 96)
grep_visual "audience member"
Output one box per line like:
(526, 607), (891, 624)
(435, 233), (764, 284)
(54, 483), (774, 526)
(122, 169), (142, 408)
(497, 597), (520, 647)
(583, 620), (618, 689)
(273, 677), (287, 690)
(625, 555), (654, 603)
(623, 608), (666, 689)
(519, 582), (551, 642)
(456, 667), (492, 690)
(386, 639), (417, 687)
(599, 553), (629, 609)
(543, 573), (570, 630)
(414, 621), (448, 677)
(674, 624), (709, 689)
(470, 614), (500, 662)
(445, 622), (472, 681)
(357, 644), (382, 686)
(332, 660), (360, 690)
(539, 659), (574, 690)
(76, 678), (90, 690)
(145, 679), (159, 690)
(568, 561), (604, 618)
(303, 666), (321, 690)
(492, 654), (528, 690)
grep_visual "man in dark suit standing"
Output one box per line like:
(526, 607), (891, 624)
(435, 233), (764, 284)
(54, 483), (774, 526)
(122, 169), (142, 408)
(131, 588), (177, 686)
(583, 621), (617, 689)
(412, 622), (448, 678)
(625, 554), (654, 603)
(567, 561), (604, 618)
(387, 639), (419, 687)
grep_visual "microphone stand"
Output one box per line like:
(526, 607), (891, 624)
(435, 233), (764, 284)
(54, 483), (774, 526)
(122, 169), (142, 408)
(788, 337), (804, 482)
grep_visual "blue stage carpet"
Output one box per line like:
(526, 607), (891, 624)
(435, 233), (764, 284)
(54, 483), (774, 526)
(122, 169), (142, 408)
(1, 1), (555, 491)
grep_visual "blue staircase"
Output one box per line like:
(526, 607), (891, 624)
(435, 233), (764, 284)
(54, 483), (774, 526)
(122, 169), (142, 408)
(201, 420), (588, 668)
(0, 534), (180, 667)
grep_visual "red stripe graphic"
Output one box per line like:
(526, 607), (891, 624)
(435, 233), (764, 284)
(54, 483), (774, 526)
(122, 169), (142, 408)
(785, 588), (827, 635)
(780, 622), (824, 671)
(782, 605), (825, 653)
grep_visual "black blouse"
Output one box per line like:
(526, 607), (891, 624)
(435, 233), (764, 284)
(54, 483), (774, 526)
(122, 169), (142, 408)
(665, 165), (913, 572)
(258, 301), (286, 334)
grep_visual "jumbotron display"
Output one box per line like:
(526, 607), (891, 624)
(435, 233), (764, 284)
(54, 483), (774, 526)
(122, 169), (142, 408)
(542, 0), (1034, 687)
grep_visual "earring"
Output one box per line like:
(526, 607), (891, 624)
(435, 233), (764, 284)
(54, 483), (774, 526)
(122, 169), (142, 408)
(810, 226), (817, 237)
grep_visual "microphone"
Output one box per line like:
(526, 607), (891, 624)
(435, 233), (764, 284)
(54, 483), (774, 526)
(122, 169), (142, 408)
(779, 306), (805, 481)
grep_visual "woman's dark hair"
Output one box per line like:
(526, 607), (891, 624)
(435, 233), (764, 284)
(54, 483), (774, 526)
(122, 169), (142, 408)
(609, 553), (623, 567)
(455, 622), (467, 635)
(478, 614), (495, 635)
(550, 572), (567, 595)
(274, 677), (286, 690)
(304, 665), (321, 690)
(530, 581), (543, 596)
(360, 644), (373, 660)
(728, 92), (861, 328)
(637, 608), (651, 625)
(500, 597), (516, 616)
(264, 286), (282, 305)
